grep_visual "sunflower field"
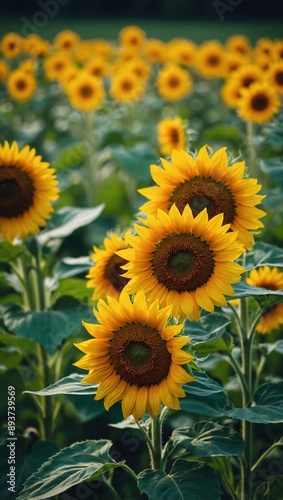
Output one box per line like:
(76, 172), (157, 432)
(1, 25), (283, 500)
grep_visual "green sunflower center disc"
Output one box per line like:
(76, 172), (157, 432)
(109, 323), (171, 386)
(104, 254), (129, 292)
(0, 165), (34, 218)
(170, 176), (235, 224)
(152, 232), (215, 292)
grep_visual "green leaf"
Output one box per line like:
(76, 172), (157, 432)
(138, 460), (221, 500)
(38, 205), (104, 245)
(171, 421), (245, 457)
(184, 313), (232, 355)
(0, 345), (23, 372)
(24, 373), (97, 396)
(0, 440), (59, 500)
(261, 474), (283, 498)
(260, 158), (283, 187)
(226, 383), (283, 423)
(56, 278), (92, 302)
(54, 256), (92, 279)
(3, 297), (94, 354)
(17, 440), (120, 500)
(110, 143), (156, 183)
(0, 241), (26, 263)
(258, 339), (283, 356)
(245, 242), (283, 271)
(230, 281), (283, 300)
(182, 372), (228, 417)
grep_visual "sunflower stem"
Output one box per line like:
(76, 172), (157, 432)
(246, 120), (258, 178)
(83, 110), (97, 207)
(150, 414), (163, 470)
(101, 474), (120, 499)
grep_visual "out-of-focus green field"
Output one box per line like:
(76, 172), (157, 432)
(0, 16), (282, 42)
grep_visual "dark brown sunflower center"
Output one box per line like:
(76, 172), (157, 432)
(121, 80), (133, 91)
(263, 304), (276, 316)
(168, 76), (180, 88)
(16, 79), (27, 90)
(170, 177), (235, 224)
(152, 232), (215, 292)
(275, 70), (283, 86)
(242, 76), (255, 87)
(169, 127), (180, 145)
(0, 165), (34, 218)
(109, 323), (171, 386)
(80, 85), (94, 98)
(251, 93), (269, 111)
(104, 254), (129, 292)
(207, 55), (220, 66)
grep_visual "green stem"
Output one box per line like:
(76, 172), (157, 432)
(251, 441), (283, 473)
(83, 111), (97, 207)
(246, 120), (257, 178)
(121, 463), (138, 482)
(150, 414), (163, 470)
(253, 354), (266, 393)
(38, 344), (53, 441)
(226, 351), (249, 396)
(101, 474), (121, 499)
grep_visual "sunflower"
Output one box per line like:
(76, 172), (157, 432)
(18, 59), (36, 74)
(144, 38), (166, 64)
(66, 71), (105, 112)
(85, 56), (111, 78)
(237, 81), (280, 125)
(123, 57), (151, 83)
(167, 38), (197, 67)
(0, 60), (9, 82)
(223, 52), (248, 78)
(254, 38), (274, 59)
(225, 35), (251, 56)
(86, 232), (131, 301)
(157, 116), (186, 155)
(230, 64), (264, 93)
(267, 61), (283, 95)
(110, 69), (145, 103)
(119, 204), (244, 321)
(246, 266), (283, 334)
(1, 32), (23, 59)
(44, 52), (73, 81)
(0, 141), (59, 242)
(156, 63), (193, 101)
(196, 41), (225, 78)
(139, 146), (266, 250)
(7, 69), (37, 101)
(74, 289), (195, 420)
(119, 25), (146, 50)
(272, 40), (283, 61)
(221, 78), (242, 109)
(91, 40), (113, 59)
(53, 30), (80, 52)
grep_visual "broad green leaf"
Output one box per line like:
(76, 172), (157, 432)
(0, 241), (26, 263)
(56, 278), (92, 302)
(3, 297), (94, 354)
(260, 158), (283, 187)
(54, 256), (92, 279)
(0, 345), (22, 372)
(203, 124), (241, 142)
(258, 339), (283, 356)
(244, 242), (283, 271)
(184, 313), (233, 355)
(110, 143), (155, 183)
(0, 332), (35, 352)
(38, 205), (104, 245)
(171, 421), (245, 457)
(17, 440), (120, 500)
(230, 281), (283, 300)
(138, 460), (221, 500)
(24, 373), (97, 396)
(182, 372), (228, 417)
(226, 383), (283, 423)
(0, 440), (59, 500)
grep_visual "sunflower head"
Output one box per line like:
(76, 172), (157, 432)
(267, 61), (283, 95)
(53, 30), (80, 52)
(144, 39), (166, 64)
(119, 25), (146, 50)
(0, 141), (59, 242)
(118, 204), (245, 321)
(167, 38), (197, 67)
(157, 116), (186, 155)
(196, 41), (225, 78)
(139, 146), (266, 250)
(1, 32), (23, 59)
(74, 289), (195, 420)
(246, 266), (283, 334)
(225, 34), (251, 56)
(110, 69), (145, 103)
(157, 63), (193, 101)
(0, 60), (10, 82)
(237, 81), (280, 124)
(86, 231), (131, 301)
(66, 71), (105, 112)
(44, 52), (73, 81)
(7, 69), (37, 101)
